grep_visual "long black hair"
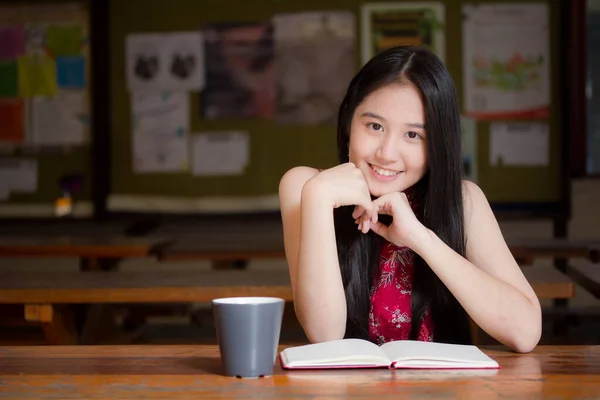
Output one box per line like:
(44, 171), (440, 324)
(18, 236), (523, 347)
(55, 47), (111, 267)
(334, 46), (471, 344)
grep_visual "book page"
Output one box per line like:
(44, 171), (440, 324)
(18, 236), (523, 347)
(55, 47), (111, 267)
(281, 339), (390, 368)
(381, 340), (499, 368)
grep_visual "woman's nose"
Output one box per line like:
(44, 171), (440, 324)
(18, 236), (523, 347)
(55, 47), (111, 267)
(375, 134), (399, 164)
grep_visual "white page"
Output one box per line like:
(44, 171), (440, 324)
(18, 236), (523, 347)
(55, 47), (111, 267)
(490, 122), (549, 166)
(191, 131), (250, 176)
(30, 91), (87, 146)
(162, 32), (204, 91)
(281, 339), (388, 367)
(381, 340), (498, 367)
(131, 91), (189, 173)
(462, 3), (549, 119)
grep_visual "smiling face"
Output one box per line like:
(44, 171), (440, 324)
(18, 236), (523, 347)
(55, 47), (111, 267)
(348, 82), (428, 197)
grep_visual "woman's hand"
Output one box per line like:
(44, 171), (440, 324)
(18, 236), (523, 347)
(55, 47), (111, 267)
(356, 191), (428, 249)
(303, 163), (376, 221)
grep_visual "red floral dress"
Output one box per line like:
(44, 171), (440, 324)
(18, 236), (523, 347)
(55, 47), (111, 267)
(368, 240), (434, 345)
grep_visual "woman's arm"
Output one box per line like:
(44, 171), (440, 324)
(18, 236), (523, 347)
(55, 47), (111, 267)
(411, 181), (542, 353)
(279, 164), (375, 343)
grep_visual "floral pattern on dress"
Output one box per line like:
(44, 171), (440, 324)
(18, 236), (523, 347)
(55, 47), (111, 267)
(368, 241), (434, 345)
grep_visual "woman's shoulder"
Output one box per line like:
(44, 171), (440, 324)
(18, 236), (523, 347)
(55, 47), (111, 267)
(461, 179), (494, 227)
(461, 180), (488, 208)
(278, 166), (321, 203)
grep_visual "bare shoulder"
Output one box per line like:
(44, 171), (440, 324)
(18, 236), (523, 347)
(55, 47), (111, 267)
(461, 180), (492, 222)
(461, 180), (487, 206)
(462, 180), (497, 232)
(278, 166), (321, 205)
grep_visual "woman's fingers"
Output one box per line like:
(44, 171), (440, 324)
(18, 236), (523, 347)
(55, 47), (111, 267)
(352, 205), (365, 220)
(369, 221), (388, 239)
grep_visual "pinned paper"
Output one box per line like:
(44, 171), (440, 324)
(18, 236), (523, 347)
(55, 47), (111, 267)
(490, 122), (549, 166)
(24, 24), (46, 54)
(202, 22), (272, 119)
(0, 159), (37, 200)
(10, 159), (37, 193)
(30, 91), (87, 146)
(0, 100), (24, 143)
(0, 25), (25, 59)
(46, 24), (82, 56)
(463, 4), (550, 119)
(131, 91), (189, 173)
(126, 33), (163, 91)
(57, 56), (85, 88)
(126, 31), (204, 92)
(0, 61), (18, 97)
(162, 32), (204, 90)
(18, 54), (57, 97)
(192, 131), (250, 176)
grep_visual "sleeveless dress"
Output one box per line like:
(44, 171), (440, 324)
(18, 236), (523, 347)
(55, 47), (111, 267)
(367, 190), (434, 345)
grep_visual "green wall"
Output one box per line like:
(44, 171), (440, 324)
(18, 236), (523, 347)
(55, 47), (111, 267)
(109, 0), (562, 205)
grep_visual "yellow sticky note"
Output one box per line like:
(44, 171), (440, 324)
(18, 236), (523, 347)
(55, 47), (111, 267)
(18, 54), (57, 97)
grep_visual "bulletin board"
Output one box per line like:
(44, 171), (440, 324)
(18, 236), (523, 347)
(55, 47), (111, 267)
(0, 1), (93, 218)
(107, 0), (566, 216)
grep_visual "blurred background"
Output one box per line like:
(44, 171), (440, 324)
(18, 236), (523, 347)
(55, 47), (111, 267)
(0, 0), (598, 347)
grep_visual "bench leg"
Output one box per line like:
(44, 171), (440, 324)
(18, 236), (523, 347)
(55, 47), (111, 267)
(80, 304), (119, 345)
(24, 305), (78, 345)
(211, 260), (248, 270)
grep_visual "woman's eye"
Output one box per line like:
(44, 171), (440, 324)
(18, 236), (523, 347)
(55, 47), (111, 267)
(369, 123), (383, 131)
(406, 131), (421, 139)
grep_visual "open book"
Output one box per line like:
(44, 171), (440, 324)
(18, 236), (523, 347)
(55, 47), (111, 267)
(280, 339), (500, 370)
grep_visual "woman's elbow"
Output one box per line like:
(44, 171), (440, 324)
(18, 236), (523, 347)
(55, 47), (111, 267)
(511, 306), (542, 353)
(295, 305), (346, 343)
(511, 329), (541, 353)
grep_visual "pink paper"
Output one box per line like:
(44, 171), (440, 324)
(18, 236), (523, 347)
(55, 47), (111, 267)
(0, 26), (25, 59)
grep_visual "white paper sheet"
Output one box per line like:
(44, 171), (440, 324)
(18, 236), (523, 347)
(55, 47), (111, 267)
(131, 91), (189, 173)
(0, 167), (10, 200)
(463, 4), (550, 119)
(126, 31), (204, 92)
(490, 122), (549, 166)
(133, 132), (189, 173)
(162, 32), (204, 91)
(0, 159), (37, 200)
(192, 131), (249, 176)
(30, 90), (87, 146)
(11, 159), (37, 192)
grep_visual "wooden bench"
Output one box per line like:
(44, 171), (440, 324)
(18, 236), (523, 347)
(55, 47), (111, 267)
(506, 238), (600, 265)
(0, 235), (171, 270)
(567, 261), (600, 299)
(0, 266), (574, 345)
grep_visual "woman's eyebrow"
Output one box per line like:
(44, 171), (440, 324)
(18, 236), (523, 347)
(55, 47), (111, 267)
(360, 112), (387, 123)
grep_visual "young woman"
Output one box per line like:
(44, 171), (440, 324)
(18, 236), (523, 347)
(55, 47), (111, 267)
(278, 46), (541, 353)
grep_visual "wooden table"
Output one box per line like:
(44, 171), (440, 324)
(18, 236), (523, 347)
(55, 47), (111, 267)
(1, 345), (599, 399)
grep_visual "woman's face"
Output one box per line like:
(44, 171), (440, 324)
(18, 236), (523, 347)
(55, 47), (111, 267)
(348, 83), (428, 197)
